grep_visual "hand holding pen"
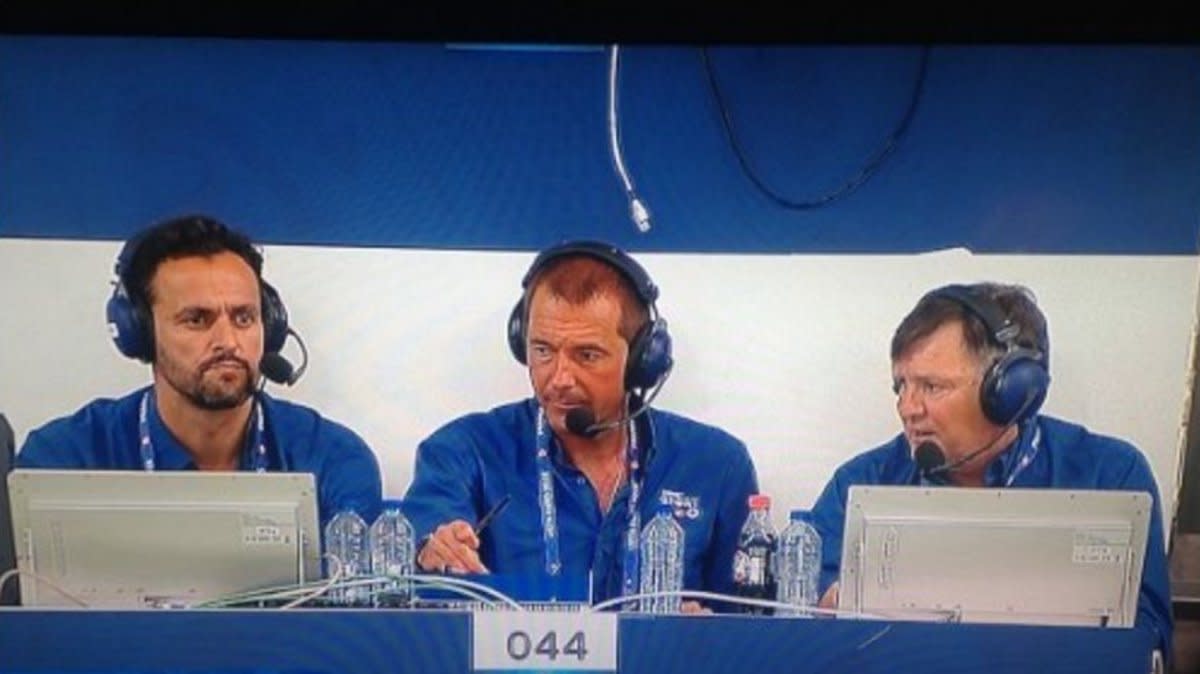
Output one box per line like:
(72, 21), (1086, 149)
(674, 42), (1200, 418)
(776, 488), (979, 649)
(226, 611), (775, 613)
(416, 495), (512, 575)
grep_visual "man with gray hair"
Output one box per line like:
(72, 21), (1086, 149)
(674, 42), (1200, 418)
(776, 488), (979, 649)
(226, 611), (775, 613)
(810, 282), (1171, 657)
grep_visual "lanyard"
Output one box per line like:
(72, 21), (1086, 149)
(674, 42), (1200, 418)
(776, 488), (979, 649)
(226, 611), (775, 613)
(620, 419), (643, 599)
(138, 390), (268, 473)
(534, 405), (643, 595)
(1004, 422), (1041, 487)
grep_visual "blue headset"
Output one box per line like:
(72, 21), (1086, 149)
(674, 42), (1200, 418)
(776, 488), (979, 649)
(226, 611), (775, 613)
(507, 240), (673, 391)
(105, 231), (289, 363)
(927, 284), (1050, 426)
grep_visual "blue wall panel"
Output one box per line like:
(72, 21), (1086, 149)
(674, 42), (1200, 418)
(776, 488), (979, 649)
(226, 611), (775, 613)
(2, 39), (1197, 253)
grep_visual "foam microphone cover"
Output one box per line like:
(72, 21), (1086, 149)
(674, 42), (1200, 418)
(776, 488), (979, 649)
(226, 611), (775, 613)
(260, 353), (296, 386)
(914, 441), (946, 475)
(565, 408), (600, 438)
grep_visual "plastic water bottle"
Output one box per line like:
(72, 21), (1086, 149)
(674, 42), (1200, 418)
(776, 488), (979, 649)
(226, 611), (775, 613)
(775, 509), (822, 616)
(732, 494), (777, 614)
(324, 508), (369, 606)
(369, 500), (415, 608)
(638, 503), (685, 614)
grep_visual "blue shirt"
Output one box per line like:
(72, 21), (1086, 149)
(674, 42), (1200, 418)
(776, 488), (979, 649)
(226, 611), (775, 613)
(403, 398), (759, 605)
(17, 386), (383, 527)
(811, 415), (1172, 656)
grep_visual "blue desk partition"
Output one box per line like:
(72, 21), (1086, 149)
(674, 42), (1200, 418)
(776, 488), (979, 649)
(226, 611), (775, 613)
(618, 615), (1153, 674)
(0, 609), (1152, 673)
(0, 610), (469, 674)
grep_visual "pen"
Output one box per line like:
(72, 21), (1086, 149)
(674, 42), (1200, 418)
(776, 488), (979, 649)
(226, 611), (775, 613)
(474, 494), (512, 536)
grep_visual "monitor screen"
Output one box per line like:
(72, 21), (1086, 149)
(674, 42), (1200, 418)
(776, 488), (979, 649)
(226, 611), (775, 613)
(837, 485), (1151, 628)
(7, 469), (321, 608)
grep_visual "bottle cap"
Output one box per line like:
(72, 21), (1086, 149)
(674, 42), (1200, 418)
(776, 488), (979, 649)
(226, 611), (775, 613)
(789, 509), (811, 522)
(381, 499), (404, 511)
(335, 506), (363, 518)
(656, 502), (674, 517)
(748, 494), (771, 510)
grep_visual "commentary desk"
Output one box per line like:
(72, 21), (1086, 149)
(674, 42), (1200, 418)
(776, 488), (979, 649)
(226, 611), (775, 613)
(0, 609), (1154, 673)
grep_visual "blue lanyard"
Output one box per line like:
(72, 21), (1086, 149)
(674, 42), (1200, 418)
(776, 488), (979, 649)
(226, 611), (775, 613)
(1004, 423), (1041, 487)
(534, 410), (562, 577)
(620, 420), (643, 599)
(534, 405), (643, 594)
(138, 391), (268, 473)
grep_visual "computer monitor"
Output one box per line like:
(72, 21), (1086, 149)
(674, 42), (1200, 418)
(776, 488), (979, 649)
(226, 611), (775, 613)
(838, 485), (1152, 628)
(6, 469), (321, 608)
(0, 413), (17, 606)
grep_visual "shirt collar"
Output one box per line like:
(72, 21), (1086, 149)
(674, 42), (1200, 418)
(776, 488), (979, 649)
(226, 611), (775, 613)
(983, 417), (1038, 487)
(146, 391), (199, 470)
(146, 387), (269, 471)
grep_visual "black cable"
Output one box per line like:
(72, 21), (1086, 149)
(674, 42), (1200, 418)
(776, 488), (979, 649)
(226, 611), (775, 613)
(701, 46), (931, 210)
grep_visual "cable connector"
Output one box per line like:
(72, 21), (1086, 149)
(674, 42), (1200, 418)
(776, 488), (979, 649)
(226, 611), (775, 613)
(630, 195), (652, 233)
(610, 44), (654, 235)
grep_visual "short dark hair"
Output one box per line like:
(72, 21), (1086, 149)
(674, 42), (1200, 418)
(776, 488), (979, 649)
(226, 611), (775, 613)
(526, 255), (650, 344)
(122, 214), (263, 313)
(890, 282), (1049, 368)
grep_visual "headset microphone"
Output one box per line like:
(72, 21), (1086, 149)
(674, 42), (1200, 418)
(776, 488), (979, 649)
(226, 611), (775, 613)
(914, 418), (1025, 481)
(918, 438), (996, 480)
(915, 442), (946, 479)
(260, 354), (295, 386)
(259, 327), (309, 387)
(563, 374), (669, 439)
(565, 403), (653, 439)
(565, 408), (603, 438)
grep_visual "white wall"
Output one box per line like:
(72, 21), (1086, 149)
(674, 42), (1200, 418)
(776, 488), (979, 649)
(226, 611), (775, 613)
(2, 239), (1196, 533)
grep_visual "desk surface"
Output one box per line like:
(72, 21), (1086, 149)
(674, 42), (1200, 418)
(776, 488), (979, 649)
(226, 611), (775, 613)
(0, 608), (1154, 674)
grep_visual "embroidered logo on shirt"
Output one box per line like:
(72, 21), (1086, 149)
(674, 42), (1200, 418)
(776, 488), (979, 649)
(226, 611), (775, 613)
(658, 489), (701, 520)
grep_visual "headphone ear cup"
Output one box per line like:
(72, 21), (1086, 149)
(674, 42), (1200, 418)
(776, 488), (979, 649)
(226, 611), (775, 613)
(507, 299), (527, 365)
(980, 349), (1050, 426)
(260, 282), (289, 354)
(107, 233), (155, 362)
(106, 285), (153, 362)
(625, 318), (674, 390)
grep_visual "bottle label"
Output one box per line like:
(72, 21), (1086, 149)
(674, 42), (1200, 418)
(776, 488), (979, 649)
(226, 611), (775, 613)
(733, 548), (771, 585)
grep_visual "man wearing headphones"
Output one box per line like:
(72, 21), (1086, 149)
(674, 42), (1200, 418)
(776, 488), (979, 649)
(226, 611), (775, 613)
(403, 240), (758, 606)
(810, 282), (1172, 656)
(17, 215), (382, 527)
